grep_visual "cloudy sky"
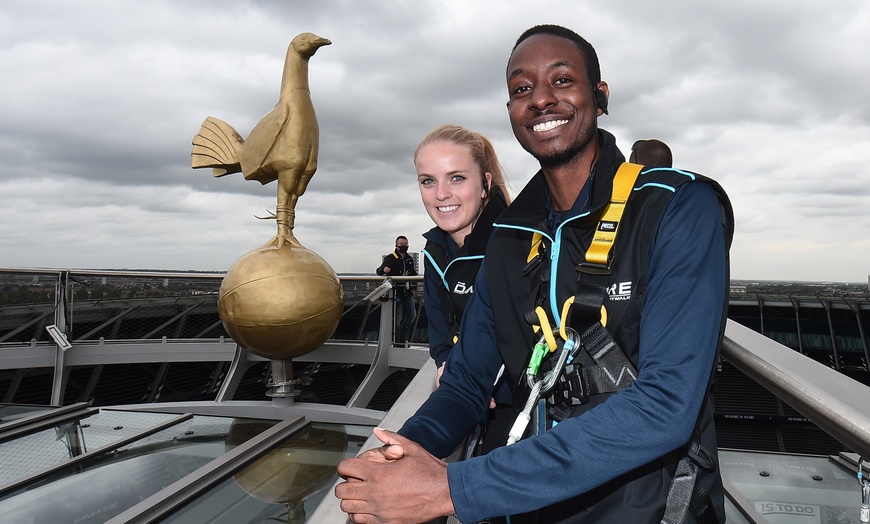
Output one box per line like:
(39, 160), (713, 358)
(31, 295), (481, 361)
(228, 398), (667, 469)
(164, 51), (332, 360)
(1, 0), (868, 282)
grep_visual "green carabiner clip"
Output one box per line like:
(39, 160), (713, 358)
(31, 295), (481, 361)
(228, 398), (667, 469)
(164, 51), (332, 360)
(527, 339), (548, 378)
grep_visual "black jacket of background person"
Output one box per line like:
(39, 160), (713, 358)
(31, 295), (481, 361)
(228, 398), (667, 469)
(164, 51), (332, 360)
(376, 250), (417, 297)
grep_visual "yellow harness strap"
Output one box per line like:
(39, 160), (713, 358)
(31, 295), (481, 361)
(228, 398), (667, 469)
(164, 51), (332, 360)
(534, 306), (558, 352)
(583, 162), (643, 269)
(527, 232), (544, 263)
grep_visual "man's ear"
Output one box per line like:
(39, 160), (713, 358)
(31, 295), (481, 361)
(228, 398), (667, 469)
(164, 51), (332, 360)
(595, 82), (610, 116)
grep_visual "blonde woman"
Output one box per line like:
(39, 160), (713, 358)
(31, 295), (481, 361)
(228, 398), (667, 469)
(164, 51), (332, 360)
(414, 124), (510, 376)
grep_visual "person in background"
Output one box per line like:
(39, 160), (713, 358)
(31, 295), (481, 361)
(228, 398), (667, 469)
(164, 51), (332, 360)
(414, 124), (510, 378)
(630, 138), (673, 167)
(375, 236), (417, 343)
(339, 24), (733, 523)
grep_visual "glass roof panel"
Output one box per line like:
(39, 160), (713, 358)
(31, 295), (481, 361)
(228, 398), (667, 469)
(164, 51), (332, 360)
(160, 423), (369, 524)
(0, 413), (296, 523)
(0, 409), (181, 486)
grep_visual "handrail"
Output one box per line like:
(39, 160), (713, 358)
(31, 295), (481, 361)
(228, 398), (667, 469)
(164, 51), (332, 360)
(722, 319), (870, 459)
(0, 266), (425, 282)
(0, 266), (226, 279)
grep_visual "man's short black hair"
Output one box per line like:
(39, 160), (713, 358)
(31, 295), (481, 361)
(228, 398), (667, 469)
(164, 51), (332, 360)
(395, 235), (408, 245)
(511, 24), (601, 88)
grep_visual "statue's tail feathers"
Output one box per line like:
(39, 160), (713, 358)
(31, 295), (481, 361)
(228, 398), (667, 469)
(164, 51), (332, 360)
(191, 117), (244, 177)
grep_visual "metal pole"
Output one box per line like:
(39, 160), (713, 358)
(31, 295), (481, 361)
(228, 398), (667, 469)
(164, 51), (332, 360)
(822, 299), (841, 370)
(791, 296), (805, 355)
(758, 294), (765, 336)
(849, 301), (870, 372)
(50, 271), (70, 406)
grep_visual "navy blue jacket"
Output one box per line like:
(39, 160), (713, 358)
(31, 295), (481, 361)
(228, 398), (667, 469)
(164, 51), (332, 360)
(422, 189), (508, 366)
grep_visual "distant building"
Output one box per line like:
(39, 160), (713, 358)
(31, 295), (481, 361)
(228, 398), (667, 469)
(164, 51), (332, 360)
(730, 284), (747, 294)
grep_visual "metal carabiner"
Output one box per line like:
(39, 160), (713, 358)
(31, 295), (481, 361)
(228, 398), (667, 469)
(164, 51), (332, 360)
(510, 329), (580, 446)
(527, 327), (581, 395)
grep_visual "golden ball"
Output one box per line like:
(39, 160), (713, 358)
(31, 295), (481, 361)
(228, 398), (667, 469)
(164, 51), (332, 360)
(218, 243), (343, 359)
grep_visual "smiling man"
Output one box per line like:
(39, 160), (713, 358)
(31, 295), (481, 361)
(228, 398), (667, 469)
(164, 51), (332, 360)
(337, 25), (734, 524)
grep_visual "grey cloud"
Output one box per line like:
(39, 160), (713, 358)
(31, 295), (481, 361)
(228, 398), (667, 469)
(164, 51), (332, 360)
(1, 0), (868, 281)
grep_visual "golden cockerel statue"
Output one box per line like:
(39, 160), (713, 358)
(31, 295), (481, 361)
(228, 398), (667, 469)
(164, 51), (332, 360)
(191, 32), (331, 248)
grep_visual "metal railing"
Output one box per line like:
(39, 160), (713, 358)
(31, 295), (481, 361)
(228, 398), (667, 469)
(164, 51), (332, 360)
(3, 267), (870, 523)
(2, 268), (869, 451)
(0, 267), (430, 409)
(722, 319), (870, 459)
(0, 268), (428, 346)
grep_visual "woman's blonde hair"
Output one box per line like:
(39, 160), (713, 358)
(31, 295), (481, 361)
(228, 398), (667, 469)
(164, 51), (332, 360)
(414, 124), (510, 204)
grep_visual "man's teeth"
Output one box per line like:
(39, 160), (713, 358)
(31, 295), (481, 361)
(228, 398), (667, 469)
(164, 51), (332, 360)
(438, 205), (459, 212)
(533, 119), (568, 132)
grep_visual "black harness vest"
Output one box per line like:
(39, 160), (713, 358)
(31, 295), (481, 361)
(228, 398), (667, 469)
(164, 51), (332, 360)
(423, 190), (508, 354)
(484, 162), (734, 523)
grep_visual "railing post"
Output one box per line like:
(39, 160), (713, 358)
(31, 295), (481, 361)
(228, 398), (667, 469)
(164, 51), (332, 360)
(791, 296), (805, 355)
(215, 344), (249, 402)
(848, 300), (870, 372)
(758, 294), (765, 336)
(410, 295), (424, 343)
(346, 292), (395, 409)
(822, 299), (841, 370)
(50, 271), (70, 406)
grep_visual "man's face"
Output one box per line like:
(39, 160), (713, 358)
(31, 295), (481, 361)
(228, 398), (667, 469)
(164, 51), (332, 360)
(506, 34), (601, 167)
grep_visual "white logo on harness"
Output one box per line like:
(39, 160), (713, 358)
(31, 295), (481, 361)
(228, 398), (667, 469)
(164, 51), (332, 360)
(453, 281), (473, 295)
(607, 281), (632, 301)
(598, 221), (618, 232)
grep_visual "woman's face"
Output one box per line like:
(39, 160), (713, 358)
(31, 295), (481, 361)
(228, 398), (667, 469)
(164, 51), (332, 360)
(415, 141), (490, 247)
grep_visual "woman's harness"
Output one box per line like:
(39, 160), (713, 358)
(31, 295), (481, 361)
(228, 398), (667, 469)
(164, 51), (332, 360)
(510, 162), (718, 524)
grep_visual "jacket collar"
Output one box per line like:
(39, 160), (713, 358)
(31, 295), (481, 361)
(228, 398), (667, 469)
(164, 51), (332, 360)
(465, 188), (508, 253)
(495, 129), (625, 232)
(423, 188), (509, 257)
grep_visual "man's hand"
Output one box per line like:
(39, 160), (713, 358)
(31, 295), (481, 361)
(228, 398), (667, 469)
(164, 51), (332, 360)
(355, 432), (405, 464)
(382, 266), (392, 274)
(336, 428), (455, 523)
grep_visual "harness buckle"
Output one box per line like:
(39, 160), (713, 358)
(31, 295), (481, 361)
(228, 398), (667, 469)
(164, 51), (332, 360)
(547, 361), (590, 409)
(575, 259), (613, 276)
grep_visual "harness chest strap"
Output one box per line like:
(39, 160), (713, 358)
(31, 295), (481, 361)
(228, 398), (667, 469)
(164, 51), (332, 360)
(524, 161), (643, 344)
(523, 161), (642, 273)
(581, 162), (644, 272)
(549, 162), (645, 404)
(551, 280), (638, 409)
(522, 163), (643, 400)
